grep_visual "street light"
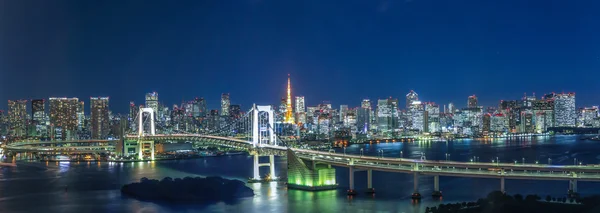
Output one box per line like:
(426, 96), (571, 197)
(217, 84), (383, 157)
(379, 150), (384, 158)
(522, 157), (525, 165)
(343, 147), (346, 156)
(445, 153), (449, 161)
(496, 157), (499, 166)
(360, 148), (364, 157)
(548, 158), (552, 165)
(400, 151), (403, 158)
(574, 158), (577, 166)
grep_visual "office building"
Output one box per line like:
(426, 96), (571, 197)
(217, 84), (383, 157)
(554, 93), (576, 127)
(49, 97), (79, 139)
(145, 92), (159, 115)
(468, 95), (478, 108)
(221, 93), (230, 116)
(8, 100), (27, 136)
(31, 99), (45, 123)
(91, 97), (110, 139)
(406, 90), (419, 109)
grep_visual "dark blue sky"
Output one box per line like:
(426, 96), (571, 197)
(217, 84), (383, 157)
(1, 0), (600, 113)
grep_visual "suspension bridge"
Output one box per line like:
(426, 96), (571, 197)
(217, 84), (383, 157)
(7, 104), (600, 198)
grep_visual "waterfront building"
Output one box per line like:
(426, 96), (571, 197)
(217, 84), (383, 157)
(221, 93), (230, 116)
(377, 99), (392, 136)
(8, 100), (27, 136)
(409, 102), (425, 132)
(554, 93), (576, 127)
(425, 102), (440, 133)
(578, 106), (599, 127)
(90, 97), (110, 139)
(519, 110), (534, 133)
(491, 112), (508, 133)
(357, 100), (371, 133)
(532, 99), (554, 132)
(49, 97), (79, 139)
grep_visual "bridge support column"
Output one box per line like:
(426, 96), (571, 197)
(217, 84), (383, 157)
(432, 175), (442, 197)
(348, 167), (356, 195)
(569, 179), (578, 196)
(413, 172), (419, 193)
(365, 169), (375, 193)
(253, 154), (260, 180)
(269, 155), (275, 179)
(500, 177), (505, 193)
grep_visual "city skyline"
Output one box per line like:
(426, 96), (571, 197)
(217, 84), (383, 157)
(2, 0), (600, 111)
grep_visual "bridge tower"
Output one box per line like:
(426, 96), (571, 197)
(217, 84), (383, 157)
(137, 107), (155, 160)
(251, 104), (278, 181)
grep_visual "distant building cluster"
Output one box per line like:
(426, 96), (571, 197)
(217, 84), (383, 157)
(0, 75), (595, 141)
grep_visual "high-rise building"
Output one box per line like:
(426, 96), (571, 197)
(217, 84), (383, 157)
(425, 102), (440, 133)
(377, 99), (392, 135)
(145, 92), (159, 115)
(31, 99), (45, 123)
(295, 96), (305, 113)
(90, 97), (110, 139)
(340, 105), (348, 123)
(448, 102), (455, 114)
(491, 112), (508, 133)
(361, 99), (371, 110)
(468, 95), (478, 108)
(8, 100), (27, 136)
(284, 74), (295, 124)
(49, 97), (79, 139)
(554, 93), (576, 127)
(578, 106), (598, 127)
(77, 101), (85, 130)
(221, 93), (230, 116)
(406, 90), (419, 109)
(482, 113), (491, 134)
(229, 104), (241, 119)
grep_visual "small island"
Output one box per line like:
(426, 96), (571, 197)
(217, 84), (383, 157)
(121, 176), (254, 203)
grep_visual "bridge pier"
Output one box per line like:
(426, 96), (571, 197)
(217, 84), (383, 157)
(500, 177), (505, 193)
(348, 167), (356, 195)
(569, 179), (578, 196)
(412, 172), (421, 199)
(432, 175), (442, 197)
(252, 154), (276, 181)
(365, 169), (375, 193)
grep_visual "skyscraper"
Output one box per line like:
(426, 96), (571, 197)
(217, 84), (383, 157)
(49, 97), (79, 139)
(406, 90), (419, 109)
(145, 92), (159, 115)
(8, 100), (27, 136)
(221, 93), (230, 116)
(31, 99), (45, 123)
(295, 96), (305, 113)
(77, 101), (85, 130)
(90, 97), (110, 139)
(229, 104), (241, 119)
(340, 105), (348, 123)
(361, 99), (371, 110)
(468, 95), (478, 108)
(554, 93), (576, 127)
(377, 99), (392, 135)
(284, 74), (295, 124)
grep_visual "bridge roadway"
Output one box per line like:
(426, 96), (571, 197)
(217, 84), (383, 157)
(4, 140), (116, 154)
(8, 135), (600, 182)
(291, 149), (600, 181)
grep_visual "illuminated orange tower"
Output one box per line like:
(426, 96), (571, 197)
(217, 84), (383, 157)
(285, 74), (295, 124)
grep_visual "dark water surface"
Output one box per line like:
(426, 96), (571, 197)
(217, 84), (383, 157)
(2, 135), (600, 213)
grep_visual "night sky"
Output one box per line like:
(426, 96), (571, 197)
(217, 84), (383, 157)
(1, 0), (600, 113)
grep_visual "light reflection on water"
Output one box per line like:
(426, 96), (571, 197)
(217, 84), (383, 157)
(0, 135), (600, 212)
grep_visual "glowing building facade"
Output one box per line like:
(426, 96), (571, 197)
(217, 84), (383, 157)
(221, 93), (230, 116)
(91, 97), (110, 139)
(49, 97), (79, 139)
(554, 93), (576, 127)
